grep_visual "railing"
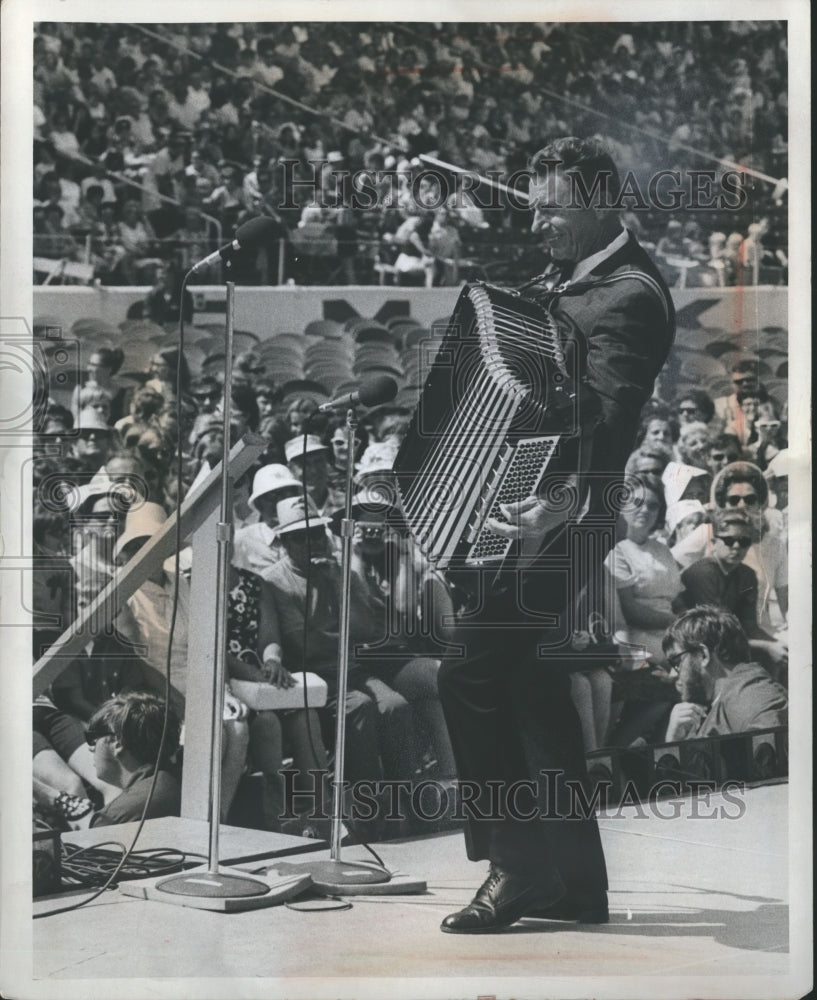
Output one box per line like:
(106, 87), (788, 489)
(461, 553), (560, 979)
(585, 726), (788, 809)
(32, 223), (787, 289)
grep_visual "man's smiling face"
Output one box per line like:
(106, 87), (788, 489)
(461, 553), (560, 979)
(529, 170), (604, 263)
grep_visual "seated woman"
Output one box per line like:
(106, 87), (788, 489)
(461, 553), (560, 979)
(346, 488), (457, 782)
(673, 421), (711, 472)
(604, 476), (684, 666)
(227, 564), (330, 833)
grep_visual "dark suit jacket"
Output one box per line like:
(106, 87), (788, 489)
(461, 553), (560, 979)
(529, 232), (676, 516)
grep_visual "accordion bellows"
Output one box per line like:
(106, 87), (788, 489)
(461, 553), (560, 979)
(394, 283), (580, 568)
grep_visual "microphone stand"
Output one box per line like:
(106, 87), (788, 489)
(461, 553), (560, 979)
(154, 280), (293, 906)
(271, 409), (426, 895)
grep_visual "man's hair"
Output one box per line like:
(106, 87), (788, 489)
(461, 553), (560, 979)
(713, 507), (756, 537)
(90, 346), (124, 374)
(528, 136), (621, 204)
(708, 432), (742, 459)
(662, 605), (751, 666)
(713, 461), (769, 509)
(676, 388), (715, 424)
(44, 400), (74, 430)
(231, 382), (260, 431)
(736, 385), (770, 405)
(89, 691), (180, 766)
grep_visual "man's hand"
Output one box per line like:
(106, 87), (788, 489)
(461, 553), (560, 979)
(485, 494), (570, 545)
(665, 701), (707, 742)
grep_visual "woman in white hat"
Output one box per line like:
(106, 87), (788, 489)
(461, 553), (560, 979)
(232, 463), (304, 580)
(257, 495), (416, 810)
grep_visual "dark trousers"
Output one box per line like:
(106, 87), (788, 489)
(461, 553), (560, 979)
(438, 564), (608, 894)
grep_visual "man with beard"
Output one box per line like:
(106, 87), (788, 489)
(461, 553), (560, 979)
(662, 606), (787, 742)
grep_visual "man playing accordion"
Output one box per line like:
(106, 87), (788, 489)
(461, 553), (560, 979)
(429, 137), (676, 933)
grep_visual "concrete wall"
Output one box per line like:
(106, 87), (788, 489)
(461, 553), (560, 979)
(34, 284), (788, 344)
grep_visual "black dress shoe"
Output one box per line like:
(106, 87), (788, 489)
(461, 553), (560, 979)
(441, 865), (565, 934)
(525, 889), (609, 924)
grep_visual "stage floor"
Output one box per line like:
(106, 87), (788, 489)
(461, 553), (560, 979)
(30, 782), (795, 998)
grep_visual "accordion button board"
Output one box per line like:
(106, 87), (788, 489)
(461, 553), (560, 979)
(395, 282), (579, 570)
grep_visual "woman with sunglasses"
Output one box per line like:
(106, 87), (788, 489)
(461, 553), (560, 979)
(671, 462), (788, 671)
(745, 396), (786, 472)
(673, 389), (715, 429)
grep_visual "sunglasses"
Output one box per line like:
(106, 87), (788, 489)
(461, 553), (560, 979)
(725, 494), (759, 507)
(194, 391), (220, 402)
(716, 535), (753, 548)
(85, 728), (115, 749)
(677, 406), (698, 415)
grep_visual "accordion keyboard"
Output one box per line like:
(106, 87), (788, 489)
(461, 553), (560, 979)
(465, 435), (560, 564)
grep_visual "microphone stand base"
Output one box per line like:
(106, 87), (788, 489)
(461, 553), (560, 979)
(267, 859), (427, 896)
(119, 865), (312, 912)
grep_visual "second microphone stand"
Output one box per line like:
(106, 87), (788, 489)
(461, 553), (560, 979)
(276, 407), (425, 895)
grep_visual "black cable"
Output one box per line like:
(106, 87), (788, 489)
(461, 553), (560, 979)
(59, 843), (190, 887)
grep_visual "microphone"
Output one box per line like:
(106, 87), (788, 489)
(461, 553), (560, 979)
(318, 375), (398, 412)
(188, 216), (277, 273)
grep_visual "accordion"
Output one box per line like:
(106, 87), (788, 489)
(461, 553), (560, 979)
(394, 282), (579, 569)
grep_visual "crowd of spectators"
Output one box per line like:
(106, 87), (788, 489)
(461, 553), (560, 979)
(34, 20), (788, 287)
(31, 297), (789, 835)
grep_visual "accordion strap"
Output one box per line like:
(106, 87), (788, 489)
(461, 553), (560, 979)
(523, 267), (672, 328)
